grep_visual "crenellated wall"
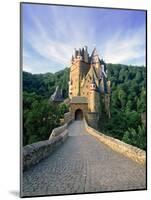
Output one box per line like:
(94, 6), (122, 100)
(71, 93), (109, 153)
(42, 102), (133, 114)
(84, 119), (146, 165)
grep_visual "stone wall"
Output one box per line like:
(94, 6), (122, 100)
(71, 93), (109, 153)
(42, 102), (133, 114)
(23, 124), (69, 171)
(49, 123), (68, 139)
(64, 112), (73, 124)
(86, 112), (99, 129)
(84, 119), (146, 165)
(70, 103), (88, 120)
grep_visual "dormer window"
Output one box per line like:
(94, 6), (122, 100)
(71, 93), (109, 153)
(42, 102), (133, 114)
(90, 83), (96, 90)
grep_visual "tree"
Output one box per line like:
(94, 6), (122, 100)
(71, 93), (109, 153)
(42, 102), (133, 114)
(135, 70), (142, 83)
(58, 103), (69, 118)
(137, 87), (146, 113)
(118, 88), (127, 109)
(98, 64), (146, 150)
(24, 100), (60, 145)
(122, 125), (146, 150)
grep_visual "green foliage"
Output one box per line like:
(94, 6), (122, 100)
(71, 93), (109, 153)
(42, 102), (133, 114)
(58, 103), (69, 118)
(23, 94), (60, 145)
(98, 64), (146, 150)
(23, 68), (70, 146)
(23, 64), (146, 150)
(23, 68), (69, 98)
(122, 125), (146, 150)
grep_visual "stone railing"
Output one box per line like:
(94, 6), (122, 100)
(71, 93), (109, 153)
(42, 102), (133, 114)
(49, 123), (68, 139)
(64, 112), (73, 124)
(23, 123), (69, 171)
(84, 119), (146, 165)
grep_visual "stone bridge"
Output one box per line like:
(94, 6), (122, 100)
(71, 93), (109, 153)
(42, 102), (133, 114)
(22, 120), (146, 197)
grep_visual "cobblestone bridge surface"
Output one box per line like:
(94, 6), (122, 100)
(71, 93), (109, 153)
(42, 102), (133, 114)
(23, 121), (146, 197)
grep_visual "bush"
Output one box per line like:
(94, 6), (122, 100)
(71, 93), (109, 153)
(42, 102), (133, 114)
(122, 125), (146, 150)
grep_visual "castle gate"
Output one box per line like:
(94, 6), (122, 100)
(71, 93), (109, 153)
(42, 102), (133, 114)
(70, 96), (88, 121)
(75, 109), (83, 120)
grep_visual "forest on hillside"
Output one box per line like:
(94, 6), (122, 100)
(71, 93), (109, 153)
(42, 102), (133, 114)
(23, 64), (146, 150)
(23, 68), (69, 146)
(98, 64), (146, 150)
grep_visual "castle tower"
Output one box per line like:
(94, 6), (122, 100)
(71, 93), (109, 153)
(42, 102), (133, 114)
(89, 75), (97, 112)
(68, 46), (111, 127)
(86, 75), (100, 128)
(69, 47), (90, 98)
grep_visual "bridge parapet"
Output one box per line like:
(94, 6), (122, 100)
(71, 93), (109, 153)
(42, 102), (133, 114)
(23, 123), (69, 171)
(49, 123), (68, 139)
(64, 112), (73, 124)
(84, 118), (146, 165)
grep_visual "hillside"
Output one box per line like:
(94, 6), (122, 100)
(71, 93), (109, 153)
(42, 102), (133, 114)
(23, 67), (69, 98)
(23, 64), (146, 149)
(98, 64), (146, 150)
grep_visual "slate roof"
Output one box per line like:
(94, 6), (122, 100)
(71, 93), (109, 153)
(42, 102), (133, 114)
(50, 86), (64, 102)
(90, 48), (99, 64)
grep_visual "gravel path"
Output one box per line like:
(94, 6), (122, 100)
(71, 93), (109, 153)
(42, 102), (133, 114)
(22, 121), (146, 197)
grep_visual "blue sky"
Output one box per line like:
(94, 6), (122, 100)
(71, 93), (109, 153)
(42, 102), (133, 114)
(22, 4), (146, 74)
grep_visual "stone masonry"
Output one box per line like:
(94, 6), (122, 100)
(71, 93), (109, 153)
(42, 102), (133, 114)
(22, 121), (146, 197)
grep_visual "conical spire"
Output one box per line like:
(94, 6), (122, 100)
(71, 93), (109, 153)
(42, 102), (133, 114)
(91, 47), (99, 64)
(91, 47), (98, 57)
(50, 86), (64, 102)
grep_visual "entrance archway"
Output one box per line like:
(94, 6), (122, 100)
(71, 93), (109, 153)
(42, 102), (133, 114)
(75, 109), (83, 120)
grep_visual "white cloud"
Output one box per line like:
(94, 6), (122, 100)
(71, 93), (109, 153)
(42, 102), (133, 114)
(23, 5), (97, 72)
(23, 6), (146, 73)
(102, 27), (145, 65)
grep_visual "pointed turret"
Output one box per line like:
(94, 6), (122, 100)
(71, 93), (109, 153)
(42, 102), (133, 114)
(71, 55), (74, 63)
(81, 47), (84, 57)
(100, 59), (107, 78)
(49, 86), (64, 103)
(84, 45), (89, 63)
(91, 48), (100, 64)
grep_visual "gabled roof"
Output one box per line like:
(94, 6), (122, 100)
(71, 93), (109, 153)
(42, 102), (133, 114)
(89, 65), (98, 80)
(81, 65), (98, 89)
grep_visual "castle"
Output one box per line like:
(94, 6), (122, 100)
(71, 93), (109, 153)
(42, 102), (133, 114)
(69, 46), (111, 128)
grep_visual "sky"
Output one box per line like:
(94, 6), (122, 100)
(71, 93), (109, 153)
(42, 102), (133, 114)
(22, 3), (146, 74)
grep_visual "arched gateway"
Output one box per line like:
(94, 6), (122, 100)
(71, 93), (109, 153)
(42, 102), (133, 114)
(75, 109), (83, 120)
(70, 96), (88, 121)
